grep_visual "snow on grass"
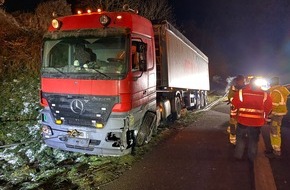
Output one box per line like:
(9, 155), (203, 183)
(37, 143), (48, 154)
(28, 124), (41, 137)
(0, 151), (20, 168)
(21, 102), (31, 115)
(25, 148), (35, 162)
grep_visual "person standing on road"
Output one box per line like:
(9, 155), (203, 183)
(265, 77), (290, 158)
(231, 78), (272, 162)
(227, 75), (246, 145)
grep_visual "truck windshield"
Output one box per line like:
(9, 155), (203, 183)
(42, 36), (128, 79)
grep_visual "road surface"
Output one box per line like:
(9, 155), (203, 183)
(99, 102), (280, 190)
(261, 97), (290, 190)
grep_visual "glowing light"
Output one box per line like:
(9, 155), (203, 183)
(254, 78), (270, 90)
(51, 19), (61, 29)
(96, 123), (104, 128)
(42, 125), (53, 136)
(55, 119), (62, 125)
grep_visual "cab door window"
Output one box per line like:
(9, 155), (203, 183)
(132, 43), (139, 71)
(132, 40), (147, 71)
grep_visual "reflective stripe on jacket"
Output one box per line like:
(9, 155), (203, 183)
(231, 84), (272, 127)
(230, 107), (237, 117)
(228, 85), (237, 102)
(270, 85), (290, 115)
(229, 84), (244, 117)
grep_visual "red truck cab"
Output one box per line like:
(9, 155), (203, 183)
(40, 10), (158, 155)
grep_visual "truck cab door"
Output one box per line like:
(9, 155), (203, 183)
(131, 40), (149, 109)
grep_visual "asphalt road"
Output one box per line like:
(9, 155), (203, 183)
(261, 97), (290, 190)
(99, 101), (283, 190)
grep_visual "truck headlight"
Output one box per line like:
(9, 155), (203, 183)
(51, 19), (62, 30)
(254, 78), (269, 90)
(100, 15), (111, 26)
(42, 125), (53, 137)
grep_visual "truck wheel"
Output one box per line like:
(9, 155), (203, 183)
(204, 94), (208, 107)
(195, 93), (201, 109)
(200, 93), (205, 108)
(173, 97), (182, 119)
(151, 113), (158, 136)
(136, 112), (156, 146)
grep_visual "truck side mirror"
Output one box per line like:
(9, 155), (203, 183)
(139, 60), (147, 71)
(137, 42), (147, 71)
(137, 42), (147, 53)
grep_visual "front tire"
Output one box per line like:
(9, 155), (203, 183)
(136, 112), (157, 146)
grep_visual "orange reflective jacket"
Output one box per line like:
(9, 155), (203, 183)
(231, 84), (272, 127)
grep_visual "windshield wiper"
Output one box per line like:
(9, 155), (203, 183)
(50, 67), (67, 77)
(91, 68), (111, 79)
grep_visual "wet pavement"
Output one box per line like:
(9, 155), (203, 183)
(99, 101), (289, 190)
(261, 97), (290, 190)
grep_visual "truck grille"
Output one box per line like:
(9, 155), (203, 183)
(43, 93), (119, 127)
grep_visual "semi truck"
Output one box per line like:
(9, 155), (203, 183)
(40, 6), (209, 156)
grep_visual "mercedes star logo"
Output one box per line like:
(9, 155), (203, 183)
(70, 99), (84, 114)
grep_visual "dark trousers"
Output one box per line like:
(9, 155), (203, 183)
(234, 123), (261, 162)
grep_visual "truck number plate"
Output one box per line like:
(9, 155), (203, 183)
(66, 138), (90, 147)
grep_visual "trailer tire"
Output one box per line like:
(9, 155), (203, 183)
(204, 93), (208, 107)
(173, 96), (182, 120)
(200, 92), (205, 108)
(195, 92), (201, 109)
(136, 112), (157, 146)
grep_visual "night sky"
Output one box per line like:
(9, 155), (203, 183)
(3, 0), (290, 83)
(170, 0), (290, 83)
(3, 0), (43, 12)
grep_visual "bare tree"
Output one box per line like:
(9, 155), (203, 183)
(67, 0), (174, 22)
(137, 0), (174, 22)
(68, 0), (130, 12)
(0, 1), (71, 78)
(0, 9), (30, 78)
(12, 12), (38, 31)
(35, 0), (71, 32)
(0, 0), (175, 79)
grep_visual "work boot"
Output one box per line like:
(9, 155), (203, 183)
(265, 150), (281, 159)
(229, 139), (236, 146)
(229, 135), (236, 145)
(273, 150), (281, 157)
(227, 126), (231, 134)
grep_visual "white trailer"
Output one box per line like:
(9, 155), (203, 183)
(153, 21), (210, 120)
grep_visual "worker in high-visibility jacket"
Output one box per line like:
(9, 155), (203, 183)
(265, 77), (290, 158)
(231, 78), (272, 162)
(227, 75), (245, 145)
